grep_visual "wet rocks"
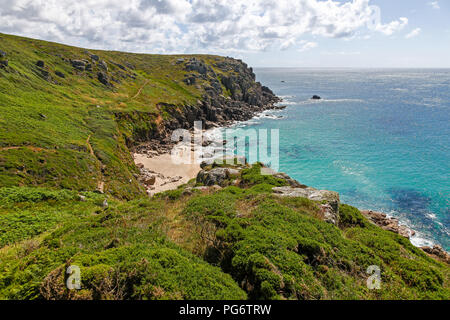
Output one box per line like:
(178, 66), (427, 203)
(360, 210), (416, 239)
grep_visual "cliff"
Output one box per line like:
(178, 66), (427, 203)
(0, 34), (448, 300)
(0, 33), (278, 198)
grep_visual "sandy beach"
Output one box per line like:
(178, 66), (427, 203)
(134, 152), (201, 196)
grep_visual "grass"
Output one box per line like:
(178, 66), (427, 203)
(0, 33), (232, 198)
(0, 33), (448, 300)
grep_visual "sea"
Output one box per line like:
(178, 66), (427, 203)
(206, 68), (450, 250)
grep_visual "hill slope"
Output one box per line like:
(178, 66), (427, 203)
(0, 33), (448, 300)
(0, 32), (277, 198)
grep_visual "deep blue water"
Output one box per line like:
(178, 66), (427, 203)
(227, 68), (449, 250)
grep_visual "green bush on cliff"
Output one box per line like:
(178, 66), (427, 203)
(0, 33), (448, 301)
(180, 177), (449, 300)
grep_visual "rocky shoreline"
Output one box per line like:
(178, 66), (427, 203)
(131, 57), (281, 156)
(131, 57), (448, 262)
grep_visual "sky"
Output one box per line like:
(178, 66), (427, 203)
(0, 0), (449, 67)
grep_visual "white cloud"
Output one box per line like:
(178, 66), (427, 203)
(405, 28), (422, 39)
(375, 17), (408, 36)
(0, 0), (410, 53)
(428, 1), (440, 10)
(298, 41), (318, 52)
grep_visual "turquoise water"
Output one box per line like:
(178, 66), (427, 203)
(226, 68), (450, 250)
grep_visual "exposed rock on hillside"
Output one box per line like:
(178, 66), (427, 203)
(197, 167), (240, 187)
(421, 245), (450, 264)
(71, 59), (86, 71)
(273, 186), (340, 224)
(361, 210), (415, 239)
(134, 57), (280, 153)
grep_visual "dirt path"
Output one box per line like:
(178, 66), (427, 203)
(86, 135), (95, 156)
(86, 134), (105, 193)
(131, 79), (149, 100)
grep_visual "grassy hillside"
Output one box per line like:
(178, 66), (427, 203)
(0, 33), (239, 198)
(0, 34), (448, 300)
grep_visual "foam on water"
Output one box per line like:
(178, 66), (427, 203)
(229, 68), (450, 250)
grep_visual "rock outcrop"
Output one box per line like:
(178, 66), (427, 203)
(420, 245), (450, 264)
(197, 167), (240, 187)
(273, 186), (340, 225)
(360, 210), (415, 239)
(71, 59), (87, 71)
(158, 57), (280, 137)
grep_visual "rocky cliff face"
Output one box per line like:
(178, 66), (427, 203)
(143, 57), (280, 149)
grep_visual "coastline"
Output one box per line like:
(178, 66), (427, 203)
(133, 103), (449, 259)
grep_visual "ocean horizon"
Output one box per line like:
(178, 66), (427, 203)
(224, 68), (449, 250)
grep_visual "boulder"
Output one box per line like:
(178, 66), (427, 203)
(55, 71), (65, 78)
(272, 172), (307, 188)
(360, 210), (415, 239)
(420, 245), (450, 264)
(114, 63), (126, 70)
(97, 72), (110, 86)
(311, 95), (321, 100)
(0, 60), (8, 68)
(197, 167), (232, 186)
(36, 60), (45, 68)
(98, 60), (108, 71)
(90, 54), (99, 61)
(71, 60), (86, 71)
(185, 58), (207, 74)
(273, 186), (340, 224)
(144, 176), (156, 186)
(0, 50), (6, 58)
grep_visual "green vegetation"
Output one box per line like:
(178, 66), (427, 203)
(0, 34), (448, 300)
(0, 33), (232, 198)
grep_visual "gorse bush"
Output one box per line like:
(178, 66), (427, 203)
(0, 33), (448, 300)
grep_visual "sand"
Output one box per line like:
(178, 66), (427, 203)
(134, 152), (201, 196)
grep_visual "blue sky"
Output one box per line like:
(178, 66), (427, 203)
(1, 0), (449, 67)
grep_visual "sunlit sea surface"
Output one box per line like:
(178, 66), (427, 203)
(207, 68), (450, 250)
